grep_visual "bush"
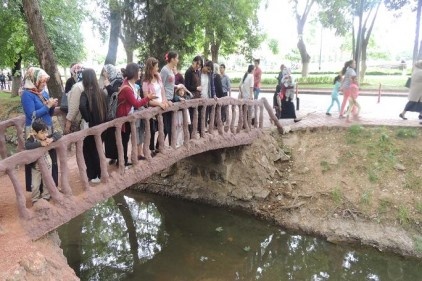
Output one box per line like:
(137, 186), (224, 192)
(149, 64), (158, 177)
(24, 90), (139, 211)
(296, 76), (333, 85)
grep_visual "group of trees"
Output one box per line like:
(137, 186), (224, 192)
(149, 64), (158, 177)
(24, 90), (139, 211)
(2, 0), (422, 98)
(0, 0), (86, 96)
(287, 0), (420, 79)
(0, 0), (264, 98)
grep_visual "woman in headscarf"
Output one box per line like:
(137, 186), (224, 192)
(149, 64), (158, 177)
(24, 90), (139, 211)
(64, 64), (84, 134)
(21, 67), (59, 192)
(399, 60), (422, 121)
(101, 64), (124, 165)
(279, 67), (300, 122)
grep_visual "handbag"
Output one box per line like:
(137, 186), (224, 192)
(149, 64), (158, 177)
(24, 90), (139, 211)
(60, 92), (68, 112)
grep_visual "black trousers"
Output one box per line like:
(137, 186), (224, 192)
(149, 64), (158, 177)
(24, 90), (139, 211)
(149, 119), (158, 151)
(163, 111), (172, 146)
(83, 136), (101, 180)
(25, 149), (58, 192)
(121, 122), (131, 165)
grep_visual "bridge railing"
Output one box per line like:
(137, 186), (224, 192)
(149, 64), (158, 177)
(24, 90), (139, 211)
(0, 97), (283, 219)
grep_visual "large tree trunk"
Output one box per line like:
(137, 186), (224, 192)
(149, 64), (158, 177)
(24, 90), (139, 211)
(10, 55), (22, 97)
(360, 42), (368, 83)
(125, 47), (134, 63)
(22, 0), (63, 99)
(297, 38), (310, 77)
(105, 0), (122, 65)
(413, 0), (422, 64)
(294, 0), (314, 77)
(210, 40), (220, 63)
(359, 1), (380, 82)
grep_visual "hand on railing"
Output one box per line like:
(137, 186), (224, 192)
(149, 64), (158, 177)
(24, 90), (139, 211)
(145, 92), (158, 101)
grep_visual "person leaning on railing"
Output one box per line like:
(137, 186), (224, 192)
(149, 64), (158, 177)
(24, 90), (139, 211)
(20, 67), (59, 192)
(64, 65), (84, 134)
(116, 62), (157, 166)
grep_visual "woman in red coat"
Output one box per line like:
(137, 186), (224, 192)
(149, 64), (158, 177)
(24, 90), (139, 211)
(116, 63), (156, 166)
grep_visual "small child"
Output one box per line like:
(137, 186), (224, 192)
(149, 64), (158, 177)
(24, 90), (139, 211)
(173, 87), (191, 147)
(25, 119), (61, 203)
(345, 81), (361, 122)
(282, 74), (295, 101)
(326, 75), (342, 116)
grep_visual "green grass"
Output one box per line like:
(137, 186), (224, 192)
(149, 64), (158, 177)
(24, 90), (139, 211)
(396, 128), (419, 139)
(414, 236), (422, 253)
(360, 189), (373, 206)
(320, 160), (330, 173)
(0, 91), (20, 100)
(331, 187), (343, 205)
(378, 199), (392, 214)
(416, 201), (422, 214)
(227, 72), (408, 91)
(397, 205), (410, 225)
(404, 172), (422, 190)
(367, 169), (379, 183)
(342, 127), (398, 183)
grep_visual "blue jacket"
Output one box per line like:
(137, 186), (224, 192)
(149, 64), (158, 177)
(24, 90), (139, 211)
(21, 89), (54, 127)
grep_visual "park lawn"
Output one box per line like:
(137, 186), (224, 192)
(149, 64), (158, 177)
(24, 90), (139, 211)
(228, 73), (409, 92)
(0, 91), (22, 121)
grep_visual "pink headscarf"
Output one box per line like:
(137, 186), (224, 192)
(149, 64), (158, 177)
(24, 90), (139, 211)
(23, 67), (50, 92)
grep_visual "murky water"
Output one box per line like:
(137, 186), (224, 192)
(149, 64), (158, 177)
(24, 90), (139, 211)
(58, 190), (422, 281)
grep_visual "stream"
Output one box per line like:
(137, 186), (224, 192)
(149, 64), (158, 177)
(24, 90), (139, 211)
(58, 189), (422, 281)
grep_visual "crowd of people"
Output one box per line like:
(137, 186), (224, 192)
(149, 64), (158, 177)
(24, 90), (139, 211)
(21, 52), (270, 199)
(0, 71), (12, 91)
(27, 54), (409, 202)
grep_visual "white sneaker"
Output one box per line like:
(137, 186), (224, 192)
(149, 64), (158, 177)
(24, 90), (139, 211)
(90, 177), (101, 184)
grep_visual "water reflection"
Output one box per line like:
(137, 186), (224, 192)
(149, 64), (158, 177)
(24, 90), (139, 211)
(58, 190), (422, 281)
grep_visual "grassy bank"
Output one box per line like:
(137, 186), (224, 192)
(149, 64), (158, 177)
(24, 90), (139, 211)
(288, 125), (422, 253)
(0, 91), (21, 121)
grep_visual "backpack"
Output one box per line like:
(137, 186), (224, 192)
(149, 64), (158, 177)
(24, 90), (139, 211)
(106, 85), (130, 121)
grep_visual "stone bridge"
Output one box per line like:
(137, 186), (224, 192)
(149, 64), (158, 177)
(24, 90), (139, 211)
(0, 97), (283, 240)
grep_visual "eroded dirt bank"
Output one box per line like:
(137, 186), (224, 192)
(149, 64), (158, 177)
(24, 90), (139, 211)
(134, 128), (422, 259)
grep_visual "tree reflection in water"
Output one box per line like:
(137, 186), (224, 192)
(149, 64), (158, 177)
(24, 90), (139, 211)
(58, 190), (422, 281)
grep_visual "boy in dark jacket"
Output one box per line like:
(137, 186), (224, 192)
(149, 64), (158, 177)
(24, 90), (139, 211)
(25, 119), (61, 203)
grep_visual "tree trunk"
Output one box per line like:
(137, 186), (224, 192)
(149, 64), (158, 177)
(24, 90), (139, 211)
(210, 41), (220, 63)
(125, 47), (134, 63)
(359, 1), (380, 82)
(297, 38), (310, 77)
(413, 0), (422, 64)
(10, 55), (22, 97)
(293, 0), (314, 77)
(22, 0), (63, 99)
(104, 1), (122, 65)
(360, 42), (368, 83)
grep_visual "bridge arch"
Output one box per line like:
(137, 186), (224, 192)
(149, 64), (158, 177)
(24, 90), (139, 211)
(0, 97), (282, 239)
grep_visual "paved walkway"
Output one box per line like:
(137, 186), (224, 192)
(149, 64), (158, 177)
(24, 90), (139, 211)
(257, 91), (420, 129)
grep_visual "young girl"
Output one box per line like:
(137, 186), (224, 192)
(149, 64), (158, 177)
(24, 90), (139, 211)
(339, 60), (357, 118)
(326, 75), (342, 116)
(345, 81), (361, 122)
(160, 51), (183, 146)
(143, 57), (170, 154)
(173, 87), (191, 147)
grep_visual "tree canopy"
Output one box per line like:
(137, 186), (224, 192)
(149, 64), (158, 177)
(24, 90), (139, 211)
(0, 0), (86, 69)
